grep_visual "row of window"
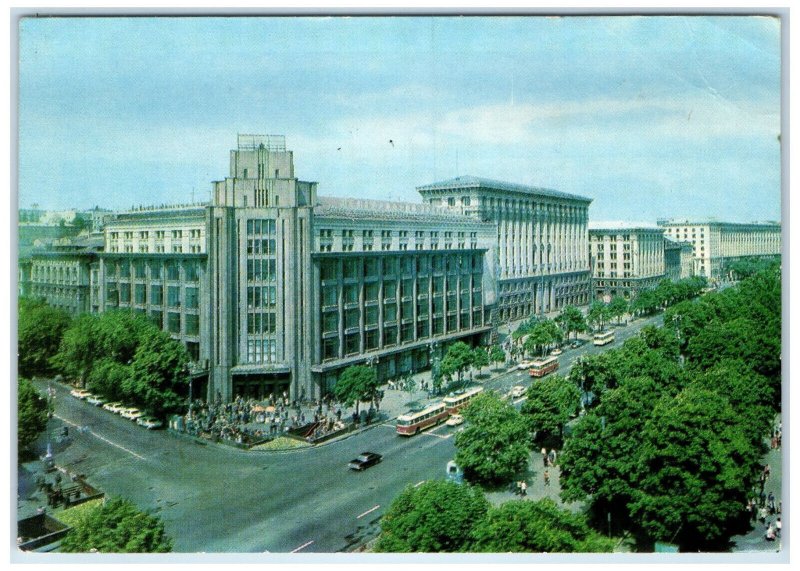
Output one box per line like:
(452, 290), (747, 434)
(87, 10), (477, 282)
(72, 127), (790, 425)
(246, 219), (277, 236)
(320, 254), (482, 281)
(107, 282), (200, 308)
(107, 260), (200, 281)
(109, 244), (203, 254)
(322, 310), (483, 360)
(321, 277), (479, 308)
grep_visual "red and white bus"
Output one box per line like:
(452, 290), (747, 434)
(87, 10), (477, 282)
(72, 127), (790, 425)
(529, 356), (560, 378)
(396, 402), (449, 436)
(443, 386), (484, 414)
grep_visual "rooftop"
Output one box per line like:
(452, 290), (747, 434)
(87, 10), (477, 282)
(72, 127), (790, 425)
(589, 221), (663, 232)
(416, 175), (592, 203)
(315, 196), (490, 224)
(657, 218), (781, 228)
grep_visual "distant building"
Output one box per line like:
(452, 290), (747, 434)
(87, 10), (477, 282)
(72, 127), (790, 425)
(588, 223), (665, 301)
(663, 237), (694, 281)
(417, 175), (592, 323)
(658, 219), (781, 280)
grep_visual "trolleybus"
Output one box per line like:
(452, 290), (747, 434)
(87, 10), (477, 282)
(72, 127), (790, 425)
(529, 356), (560, 378)
(443, 386), (485, 414)
(593, 330), (615, 346)
(396, 402), (449, 436)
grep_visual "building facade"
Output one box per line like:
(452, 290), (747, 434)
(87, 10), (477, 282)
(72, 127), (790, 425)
(20, 135), (596, 403)
(588, 224), (665, 301)
(658, 219), (781, 280)
(663, 237), (694, 281)
(416, 176), (592, 323)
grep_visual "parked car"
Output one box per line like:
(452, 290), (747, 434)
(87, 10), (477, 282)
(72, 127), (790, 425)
(348, 452), (382, 471)
(102, 402), (124, 413)
(509, 385), (526, 399)
(136, 416), (163, 430)
(445, 414), (464, 427)
(86, 395), (106, 406)
(70, 389), (91, 400)
(120, 408), (143, 421)
(570, 340), (582, 349)
(550, 348), (563, 356)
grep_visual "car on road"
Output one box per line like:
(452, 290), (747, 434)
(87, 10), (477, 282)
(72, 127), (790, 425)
(570, 340), (583, 349)
(120, 408), (143, 421)
(102, 402), (125, 413)
(516, 361), (533, 371)
(445, 414), (464, 427)
(509, 385), (526, 399)
(550, 348), (563, 356)
(70, 389), (91, 399)
(86, 395), (106, 406)
(136, 416), (163, 429)
(348, 452), (382, 471)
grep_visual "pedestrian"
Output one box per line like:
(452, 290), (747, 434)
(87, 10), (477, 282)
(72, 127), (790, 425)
(542, 447), (548, 467)
(776, 517), (782, 537)
(765, 523), (776, 542)
(759, 506), (768, 524)
(764, 464), (771, 480)
(544, 470), (550, 486)
(768, 492), (776, 514)
(520, 481), (527, 496)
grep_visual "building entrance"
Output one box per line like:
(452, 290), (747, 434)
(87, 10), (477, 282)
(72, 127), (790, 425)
(232, 373), (291, 400)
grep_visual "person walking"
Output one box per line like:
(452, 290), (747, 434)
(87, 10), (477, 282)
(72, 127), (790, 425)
(544, 470), (550, 486)
(520, 481), (527, 496)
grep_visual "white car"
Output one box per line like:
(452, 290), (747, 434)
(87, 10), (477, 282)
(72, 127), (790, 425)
(136, 416), (163, 430)
(70, 389), (91, 399)
(550, 348), (563, 356)
(120, 408), (143, 421)
(86, 395), (105, 406)
(445, 414), (464, 427)
(510, 386), (526, 399)
(102, 401), (124, 413)
(516, 361), (533, 371)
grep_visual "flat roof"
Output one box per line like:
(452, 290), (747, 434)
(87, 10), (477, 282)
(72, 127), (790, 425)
(416, 175), (592, 203)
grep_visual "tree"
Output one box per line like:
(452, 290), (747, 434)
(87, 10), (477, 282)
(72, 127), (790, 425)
(523, 319), (562, 358)
(471, 347), (489, 376)
(439, 342), (474, 386)
(607, 296), (629, 326)
(52, 313), (100, 384)
(629, 387), (758, 551)
(586, 301), (610, 331)
(86, 358), (131, 403)
(333, 365), (379, 416)
(18, 297), (71, 378)
(18, 378), (50, 450)
(520, 375), (580, 446)
(375, 480), (489, 553)
(489, 345), (506, 370)
(629, 289), (659, 317)
(555, 305), (587, 340)
(59, 497), (173, 553)
(470, 499), (615, 553)
(126, 328), (189, 417)
(454, 392), (531, 486)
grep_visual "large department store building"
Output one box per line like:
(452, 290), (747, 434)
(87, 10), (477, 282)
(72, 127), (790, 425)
(20, 134), (594, 402)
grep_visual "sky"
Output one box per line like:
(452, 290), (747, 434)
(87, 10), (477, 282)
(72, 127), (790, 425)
(17, 15), (783, 223)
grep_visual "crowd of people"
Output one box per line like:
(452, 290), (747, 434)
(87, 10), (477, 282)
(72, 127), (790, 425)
(178, 393), (353, 446)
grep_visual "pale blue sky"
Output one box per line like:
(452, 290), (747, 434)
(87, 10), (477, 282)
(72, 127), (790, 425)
(18, 16), (782, 222)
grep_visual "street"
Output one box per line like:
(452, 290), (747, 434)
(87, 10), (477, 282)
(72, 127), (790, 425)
(23, 313), (665, 553)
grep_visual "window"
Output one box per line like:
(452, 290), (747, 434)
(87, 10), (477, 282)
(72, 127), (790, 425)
(321, 260), (338, 281)
(323, 337), (339, 360)
(447, 197), (455, 206)
(151, 285), (163, 305)
(345, 308), (360, 329)
(383, 326), (397, 346)
(166, 263), (180, 281)
(135, 284), (146, 304)
(323, 311), (338, 333)
(119, 283), (131, 303)
(134, 262), (146, 279)
(322, 285), (338, 307)
(167, 286), (181, 307)
(344, 284), (359, 305)
(185, 287), (199, 309)
(185, 314), (199, 336)
(365, 305), (378, 326)
(167, 312), (181, 334)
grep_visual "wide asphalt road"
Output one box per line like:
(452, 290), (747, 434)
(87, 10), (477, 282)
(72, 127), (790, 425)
(30, 314), (662, 553)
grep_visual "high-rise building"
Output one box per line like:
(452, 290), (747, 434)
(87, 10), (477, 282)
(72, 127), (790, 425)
(417, 176), (592, 322)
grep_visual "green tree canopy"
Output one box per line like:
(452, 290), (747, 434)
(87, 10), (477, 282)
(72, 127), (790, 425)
(523, 319), (563, 358)
(629, 387), (758, 551)
(455, 392), (531, 486)
(375, 480), (490, 553)
(471, 347), (490, 375)
(555, 305), (588, 340)
(587, 301), (611, 330)
(126, 328), (189, 416)
(470, 498), (615, 553)
(86, 358), (131, 403)
(520, 375), (580, 446)
(59, 497), (173, 553)
(489, 345), (506, 369)
(333, 365), (379, 415)
(439, 342), (475, 385)
(18, 378), (50, 450)
(607, 296), (629, 325)
(18, 297), (72, 379)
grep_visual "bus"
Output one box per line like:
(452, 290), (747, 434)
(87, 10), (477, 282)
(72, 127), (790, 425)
(593, 331), (615, 346)
(396, 402), (449, 436)
(529, 356), (560, 378)
(443, 386), (485, 414)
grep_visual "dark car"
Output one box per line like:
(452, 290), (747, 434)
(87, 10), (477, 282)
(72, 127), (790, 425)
(348, 452), (382, 471)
